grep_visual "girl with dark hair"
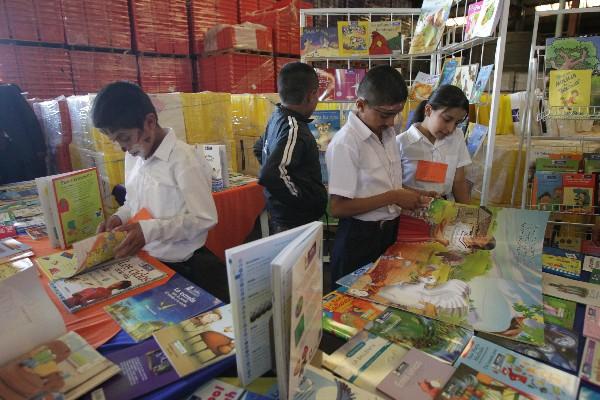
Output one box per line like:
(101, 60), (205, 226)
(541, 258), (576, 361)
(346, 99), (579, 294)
(397, 85), (471, 203)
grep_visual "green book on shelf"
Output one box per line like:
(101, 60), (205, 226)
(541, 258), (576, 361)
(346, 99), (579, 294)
(535, 158), (580, 173)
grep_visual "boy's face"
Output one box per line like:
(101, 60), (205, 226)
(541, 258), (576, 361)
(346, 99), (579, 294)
(356, 99), (405, 136)
(105, 113), (158, 159)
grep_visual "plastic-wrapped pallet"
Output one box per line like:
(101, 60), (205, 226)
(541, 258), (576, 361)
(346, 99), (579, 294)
(203, 22), (273, 53)
(231, 93), (279, 138)
(149, 93), (187, 142)
(66, 94), (121, 153)
(34, 96), (73, 174)
(182, 92), (232, 144)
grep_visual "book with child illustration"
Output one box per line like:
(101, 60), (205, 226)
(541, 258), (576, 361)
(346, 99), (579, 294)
(562, 173), (595, 213)
(105, 274), (223, 342)
(409, 0), (453, 54)
(153, 304), (235, 378)
(0, 331), (120, 400)
(532, 171), (563, 211)
(549, 69), (592, 112)
(49, 255), (167, 313)
(340, 199), (549, 345)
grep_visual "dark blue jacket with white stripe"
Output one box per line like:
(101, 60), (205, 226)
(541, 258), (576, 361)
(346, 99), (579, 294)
(253, 104), (327, 227)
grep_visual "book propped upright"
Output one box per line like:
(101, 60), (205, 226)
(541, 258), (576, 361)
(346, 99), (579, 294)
(409, 72), (439, 102)
(549, 69), (592, 114)
(224, 221), (323, 400)
(409, 0), (453, 54)
(471, 0), (503, 38)
(35, 168), (105, 249)
(337, 21), (369, 56)
(464, 1), (483, 41)
(368, 21), (403, 55)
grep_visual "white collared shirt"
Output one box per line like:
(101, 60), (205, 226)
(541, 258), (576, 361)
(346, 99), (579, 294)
(326, 112), (403, 221)
(397, 124), (471, 198)
(114, 129), (217, 262)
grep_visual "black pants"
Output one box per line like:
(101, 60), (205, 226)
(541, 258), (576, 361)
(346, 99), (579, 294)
(165, 247), (230, 303)
(329, 217), (399, 283)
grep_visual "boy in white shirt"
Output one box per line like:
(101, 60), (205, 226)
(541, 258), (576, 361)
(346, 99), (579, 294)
(326, 66), (430, 281)
(91, 81), (228, 302)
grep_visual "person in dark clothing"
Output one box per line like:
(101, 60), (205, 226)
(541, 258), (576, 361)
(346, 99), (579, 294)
(253, 62), (327, 233)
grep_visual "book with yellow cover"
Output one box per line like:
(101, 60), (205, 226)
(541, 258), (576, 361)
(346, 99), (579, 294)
(337, 21), (370, 56)
(549, 69), (592, 112)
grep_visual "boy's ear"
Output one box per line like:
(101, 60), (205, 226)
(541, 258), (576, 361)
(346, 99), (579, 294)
(356, 98), (366, 113)
(143, 112), (157, 130)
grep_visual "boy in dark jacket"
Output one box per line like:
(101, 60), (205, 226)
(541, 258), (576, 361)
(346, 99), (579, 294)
(253, 62), (327, 233)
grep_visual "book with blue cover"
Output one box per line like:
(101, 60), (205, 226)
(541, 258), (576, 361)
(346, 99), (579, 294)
(532, 171), (563, 211)
(465, 123), (488, 157)
(105, 274), (222, 342)
(470, 64), (494, 104)
(542, 246), (582, 279)
(309, 110), (341, 185)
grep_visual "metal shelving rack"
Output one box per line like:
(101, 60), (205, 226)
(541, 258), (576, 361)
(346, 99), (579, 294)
(514, 7), (600, 232)
(299, 0), (511, 206)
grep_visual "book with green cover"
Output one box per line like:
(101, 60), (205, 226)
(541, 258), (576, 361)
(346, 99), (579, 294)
(535, 158), (580, 172)
(543, 294), (577, 329)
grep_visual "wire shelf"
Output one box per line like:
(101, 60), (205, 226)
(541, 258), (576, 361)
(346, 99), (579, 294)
(539, 105), (600, 121)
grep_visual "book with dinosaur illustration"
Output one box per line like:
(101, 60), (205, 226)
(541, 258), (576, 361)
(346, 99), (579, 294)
(470, 0), (504, 38)
(368, 21), (403, 55)
(542, 246), (583, 279)
(322, 330), (408, 393)
(543, 295), (577, 329)
(340, 199), (549, 345)
(337, 21), (370, 56)
(464, 1), (483, 41)
(153, 304), (235, 378)
(377, 348), (454, 400)
(105, 274), (222, 342)
(546, 36), (600, 72)
(366, 307), (472, 364)
(322, 290), (386, 340)
(455, 336), (579, 400)
(562, 173), (595, 213)
(409, 0), (453, 54)
(549, 69), (592, 112)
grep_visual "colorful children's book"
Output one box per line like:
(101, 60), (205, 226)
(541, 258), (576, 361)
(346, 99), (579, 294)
(153, 304), (235, 378)
(532, 171), (563, 211)
(470, 64), (494, 104)
(464, 1), (483, 41)
(322, 290), (386, 340)
(549, 69), (593, 111)
(438, 57), (461, 86)
(479, 322), (580, 373)
(585, 306), (600, 341)
(316, 68), (335, 101)
(35, 168), (104, 249)
(295, 365), (383, 400)
(334, 69), (366, 100)
(337, 21), (370, 56)
(409, 72), (439, 102)
(584, 153), (600, 173)
(546, 36), (600, 72)
(309, 110), (341, 153)
(105, 274), (222, 342)
(542, 246), (583, 279)
(322, 330), (407, 393)
(456, 336), (579, 400)
(563, 173), (595, 213)
(544, 294), (577, 329)
(452, 64), (478, 100)
(0, 331), (120, 400)
(409, 0), (453, 54)
(581, 338), (600, 386)
(591, 267), (600, 284)
(471, 0), (503, 38)
(0, 237), (31, 263)
(368, 21), (403, 55)
(186, 379), (245, 400)
(376, 348), (454, 400)
(465, 123), (488, 158)
(579, 385), (600, 400)
(535, 157), (580, 172)
(90, 338), (180, 400)
(543, 272), (600, 307)
(437, 363), (529, 400)
(301, 27), (338, 57)
(50, 255), (167, 313)
(366, 307), (472, 364)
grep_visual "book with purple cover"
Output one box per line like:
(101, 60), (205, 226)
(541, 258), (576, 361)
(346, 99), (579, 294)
(334, 69), (367, 100)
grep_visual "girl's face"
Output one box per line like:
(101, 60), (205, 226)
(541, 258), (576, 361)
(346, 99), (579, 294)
(423, 105), (467, 140)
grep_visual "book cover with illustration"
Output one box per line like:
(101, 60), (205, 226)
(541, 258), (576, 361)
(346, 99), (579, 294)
(50, 255), (167, 313)
(409, 72), (439, 102)
(470, 64), (494, 104)
(342, 199), (550, 345)
(334, 69), (366, 100)
(470, 0), (503, 38)
(309, 111), (341, 152)
(546, 36), (600, 72)
(544, 295), (577, 329)
(377, 348), (454, 400)
(465, 123), (488, 158)
(0, 331), (120, 400)
(301, 27), (338, 57)
(438, 58), (461, 86)
(437, 363), (535, 400)
(562, 173), (595, 213)
(409, 0), (453, 54)
(581, 338), (600, 386)
(0, 237), (31, 262)
(368, 21), (403, 55)
(455, 336), (579, 400)
(584, 305), (600, 341)
(337, 21), (370, 56)
(294, 365), (383, 400)
(478, 322), (580, 373)
(549, 69), (592, 111)
(464, 1), (483, 41)
(542, 246), (582, 279)
(543, 272), (600, 307)
(451, 64), (479, 100)
(322, 330), (407, 392)
(531, 172), (562, 211)
(322, 290), (386, 340)
(366, 307), (472, 364)
(153, 304), (235, 378)
(584, 153), (600, 173)
(316, 68), (335, 101)
(105, 274), (222, 342)
(535, 157), (580, 172)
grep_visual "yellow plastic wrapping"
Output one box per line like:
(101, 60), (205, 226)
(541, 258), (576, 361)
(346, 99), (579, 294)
(231, 93), (279, 138)
(182, 92), (233, 144)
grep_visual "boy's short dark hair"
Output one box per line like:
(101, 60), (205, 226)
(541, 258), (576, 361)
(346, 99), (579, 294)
(91, 81), (157, 133)
(277, 62), (319, 105)
(357, 65), (408, 106)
